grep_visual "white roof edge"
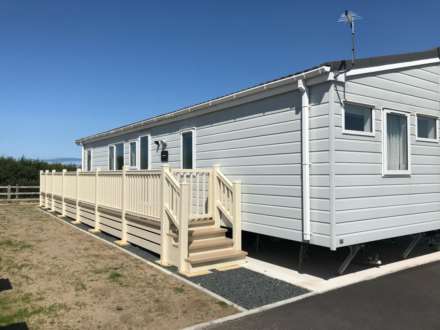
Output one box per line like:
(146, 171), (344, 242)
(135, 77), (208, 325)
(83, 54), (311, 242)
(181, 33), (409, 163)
(346, 57), (440, 77)
(76, 65), (331, 145)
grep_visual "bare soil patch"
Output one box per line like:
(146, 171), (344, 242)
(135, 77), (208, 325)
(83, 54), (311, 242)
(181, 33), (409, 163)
(0, 204), (236, 329)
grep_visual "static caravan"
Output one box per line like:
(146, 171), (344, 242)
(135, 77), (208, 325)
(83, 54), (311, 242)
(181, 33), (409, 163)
(72, 47), (440, 273)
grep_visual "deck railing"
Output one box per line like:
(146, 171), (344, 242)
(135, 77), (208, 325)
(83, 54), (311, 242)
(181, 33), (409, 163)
(0, 185), (40, 200)
(39, 165), (241, 274)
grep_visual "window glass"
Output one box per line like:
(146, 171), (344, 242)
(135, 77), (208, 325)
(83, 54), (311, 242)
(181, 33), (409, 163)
(387, 113), (408, 171)
(115, 143), (124, 170)
(109, 146), (115, 170)
(140, 136), (149, 170)
(130, 141), (137, 167)
(182, 131), (193, 169)
(344, 103), (373, 132)
(417, 115), (437, 140)
(86, 150), (92, 171)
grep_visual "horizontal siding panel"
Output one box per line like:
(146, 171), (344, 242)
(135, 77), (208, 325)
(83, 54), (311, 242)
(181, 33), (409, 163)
(336, 184), (440, 199)
(337, 174), (440, 187)
(242, 212), (302, 230)
(242, 203), (301, 221)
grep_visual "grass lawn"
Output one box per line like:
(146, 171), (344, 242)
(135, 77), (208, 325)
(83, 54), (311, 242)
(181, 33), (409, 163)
(0, 203), (237, 329)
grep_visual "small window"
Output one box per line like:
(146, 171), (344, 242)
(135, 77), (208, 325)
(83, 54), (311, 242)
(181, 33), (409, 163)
(417, 115), (438, 141)
(115, 143), (124, 170)
(140, 135), (150, 170)
(86, 149), (92, 171)
(181, 131), (194, 169)
(129, 141), (137, 168)
(343, 103), (373, 135)
(109, 146), (115, 170)
(384, 110), (410, 175)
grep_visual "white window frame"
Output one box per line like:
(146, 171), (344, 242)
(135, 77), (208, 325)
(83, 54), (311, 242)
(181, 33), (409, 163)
(382, 108), (411, 177)
(108, 145), (116, 171)
(180, 128), (196, 169)
(128, 139), (138, 169)
(112, 142), (125, 171)
(84, 148), (93, 172)
(138, 134), (151, 170)
(415, 113), (439, 143)
(342, 101), (376, 137)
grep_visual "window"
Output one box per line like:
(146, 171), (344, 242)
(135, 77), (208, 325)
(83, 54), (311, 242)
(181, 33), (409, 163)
(343, 103), (374, 135)
(416, 114), (438, 141)
(181, 130), (194, 169)
(140, 135), (150, 170)
(384, 110), (410, 175)
(129, 141), (137, 168)
(109, 146), (115, 170)
(86, 149), (92, 171)
(115, 143), (124, 170)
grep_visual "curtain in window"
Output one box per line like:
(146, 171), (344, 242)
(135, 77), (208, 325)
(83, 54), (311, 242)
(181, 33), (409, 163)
(387, 113), (408, 171)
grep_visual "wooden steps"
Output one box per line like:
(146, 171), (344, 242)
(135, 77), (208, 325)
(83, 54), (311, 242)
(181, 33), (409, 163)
(189, 237), (233, 252)
(187, 248), (247, 266)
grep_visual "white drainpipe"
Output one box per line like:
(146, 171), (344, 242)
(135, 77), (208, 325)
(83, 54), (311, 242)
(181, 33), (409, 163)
(298, 79), (311, 242)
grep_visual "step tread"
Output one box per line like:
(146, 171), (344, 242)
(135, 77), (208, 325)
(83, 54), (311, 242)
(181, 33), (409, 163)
(187, 248), (247, 265)
(190, 227), (227, 237)
(189, 237), (233, 252)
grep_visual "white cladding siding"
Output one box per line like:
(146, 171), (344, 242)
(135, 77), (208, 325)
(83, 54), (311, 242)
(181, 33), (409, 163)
(334, 63), (440, 247)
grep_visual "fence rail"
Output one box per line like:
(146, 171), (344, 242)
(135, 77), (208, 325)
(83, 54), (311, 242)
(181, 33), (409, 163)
(0, 186), (40, 200)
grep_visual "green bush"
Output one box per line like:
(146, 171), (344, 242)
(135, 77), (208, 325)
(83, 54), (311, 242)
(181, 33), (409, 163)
(0, 157), (77, 186)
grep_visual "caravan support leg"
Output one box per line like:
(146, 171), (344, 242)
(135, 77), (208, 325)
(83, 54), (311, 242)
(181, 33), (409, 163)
(298, 243), (309, 271)
(338, 245), (363, 275)
(402, 233), (424, 259)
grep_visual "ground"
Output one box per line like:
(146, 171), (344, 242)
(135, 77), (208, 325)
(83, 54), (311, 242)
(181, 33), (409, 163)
(0, 203), (236, 329)
(210, 261), (440, 330)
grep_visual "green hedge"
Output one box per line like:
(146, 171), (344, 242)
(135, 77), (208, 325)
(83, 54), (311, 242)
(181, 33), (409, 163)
(0, 157), (77, 186)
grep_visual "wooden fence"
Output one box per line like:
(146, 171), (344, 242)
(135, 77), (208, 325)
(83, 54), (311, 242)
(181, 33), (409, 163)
(0, 186), (40, 200)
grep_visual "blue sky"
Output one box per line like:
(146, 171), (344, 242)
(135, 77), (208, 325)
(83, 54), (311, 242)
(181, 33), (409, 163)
(0, 0), (439, 159)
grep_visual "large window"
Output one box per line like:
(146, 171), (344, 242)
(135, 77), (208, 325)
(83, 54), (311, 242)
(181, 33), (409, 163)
(384, 110), (410, 175)
(140, 135), (150, 170)
(129, 141), (137, 168)
(115, 143), (124, 170)
(343, 103), (374, 135)
(109, 146), (115, 170)
(181, 130), (194, 169)
(416, 114), (438, 142)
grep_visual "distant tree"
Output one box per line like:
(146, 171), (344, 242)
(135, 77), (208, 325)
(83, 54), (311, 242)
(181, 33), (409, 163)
(0, 157), (77, 186)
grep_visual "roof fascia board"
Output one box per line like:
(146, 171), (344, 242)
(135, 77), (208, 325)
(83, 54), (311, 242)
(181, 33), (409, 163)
(346, 58), (440, 77)
(76, 66), (331, 145)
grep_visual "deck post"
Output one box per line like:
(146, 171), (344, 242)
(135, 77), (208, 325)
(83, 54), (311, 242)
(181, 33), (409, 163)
(15, 185), (19, 200)
(73, 168), (81, 224)
(232, 180), (242, 251)
(160, 164), (171, 266)
(51, 170), (55, 211)
(61, 169), (67, 217)
(90, 168), (101, 233)
(6, 185), (11, 200)
(39, 170), (44, 207)
(211, 165), (220, 226)
(115, 166), (129, 246)
(179, 183), (191, 275)
(45, 170), (50, 208)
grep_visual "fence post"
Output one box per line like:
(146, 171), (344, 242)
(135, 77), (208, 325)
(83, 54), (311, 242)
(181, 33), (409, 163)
(90, 168), (101, 233)
(232, 180), (242, 251)
(39, 170), (44, 207)
(45, 170), (50, 208)
(51, 170), (56, 211)
(178, 182), (191, 275)
(210, 165), (220, 226)
(61, 169), (67, 217)
(72, 168), (81, 224)
(160, 165), (171, 266)
(116, 166), (129, 246)
(7, 185), (11, 200)
(15, 185), (19, 200)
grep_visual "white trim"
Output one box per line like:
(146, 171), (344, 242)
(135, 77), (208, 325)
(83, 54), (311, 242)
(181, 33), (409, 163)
(138, 134), (152, 170)
(108, 145), (116, 170)
(180, 128), (196, 169)
(81, 145), (85, 171)
(415, 113), (439, 143)
(346, 58), (440, 77)
(382, 109), (411, 177)
(128, 139), (138, 169)
(84, 148), (93, 172)
(342, 101), (376, 137)
(113, 142), (125, 170)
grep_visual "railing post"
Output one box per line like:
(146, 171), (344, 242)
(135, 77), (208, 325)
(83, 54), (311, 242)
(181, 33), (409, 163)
(6, 185), (11, 200)
(15, 185), (19, 200)
(45, 170), (50, 208)
(179, 182), (191, 275)
(116, 166), (129, 246)
(160, 164), (171, 266)
(232, 180), (242, 251)
(72, 168), (81, 224)
(61, 169), (67, 217)
(51, 170), (55, 211)
(211, 165), (220, 226)
(90, 168), (101, 233)
(39, 170), (44, 207)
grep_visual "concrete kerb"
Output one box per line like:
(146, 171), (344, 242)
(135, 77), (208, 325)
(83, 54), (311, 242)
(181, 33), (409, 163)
(38, 207), (246, 313)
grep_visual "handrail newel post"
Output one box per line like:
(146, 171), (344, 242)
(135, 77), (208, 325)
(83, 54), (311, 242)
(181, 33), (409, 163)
(51, 170), (56, 211)
(73, 168), (81, 224)
(61, 169), (67, 217)
(116, 166), (129, 246)
(179, 182), (191, 275)
(45, 170), (50, 208)
(211, 164), (220, 226)
(91, 168), (101, 232)
(232, 180), (242, 251)
(160, 164), (170, 266)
